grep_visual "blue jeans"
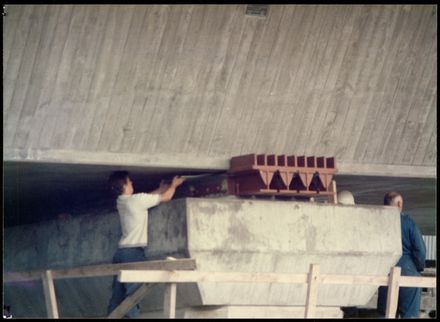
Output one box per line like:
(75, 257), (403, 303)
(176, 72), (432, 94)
(107, 247), (147, 318)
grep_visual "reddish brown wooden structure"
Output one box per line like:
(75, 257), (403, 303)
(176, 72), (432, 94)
(228, 154), (337, 197)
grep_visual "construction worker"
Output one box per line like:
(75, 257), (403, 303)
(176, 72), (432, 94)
(106, 171), (184, 318)
(377, 192), (426, 318)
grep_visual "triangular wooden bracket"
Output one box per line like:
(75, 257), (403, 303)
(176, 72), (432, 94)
(308, 173), (326, 192)
(259, 170), (275, 188)
(279, 171), (294, 188)
(269, 171), (288, 191)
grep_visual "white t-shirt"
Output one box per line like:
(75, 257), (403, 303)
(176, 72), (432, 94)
(116, 193), (161, 248)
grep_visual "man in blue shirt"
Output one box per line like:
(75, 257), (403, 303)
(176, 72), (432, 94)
(377, 191), (426, 318)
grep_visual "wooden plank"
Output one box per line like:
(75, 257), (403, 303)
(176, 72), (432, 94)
(399, 276), (436, 288)
(385, 266), (401, 318)
(163, 283), (177, 318)
(4, 259), (196, 283)
(108, 283), (154, 318)
(54, 258), (196, 279)
(304, 264), (320, 318)
(4, 270), (42, 283)
(119, 270), (308, 284)
(41, 270), (59, 318)
(320, 274), (389, 286)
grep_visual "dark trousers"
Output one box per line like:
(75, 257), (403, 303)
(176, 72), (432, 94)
(107, 247), (147, 318)
(377, 285), (422, 318)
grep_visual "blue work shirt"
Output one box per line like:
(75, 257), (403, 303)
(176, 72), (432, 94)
(396, 213), (426, 276)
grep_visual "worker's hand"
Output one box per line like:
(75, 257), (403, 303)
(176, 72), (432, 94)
(171, 176), (184, 188)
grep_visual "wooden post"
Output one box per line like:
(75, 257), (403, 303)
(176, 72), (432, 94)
(304, 264), (320, 318)
(41, 270), (59, 318)
(328, 180), (337, 204)
(108, 284), (154, 318)
(163, 283), (177, 318)
(385, 266), (401, 318)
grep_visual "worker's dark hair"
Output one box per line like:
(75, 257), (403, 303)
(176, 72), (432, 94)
(108, 171), (130, 196)
(384, 191), (402, 206)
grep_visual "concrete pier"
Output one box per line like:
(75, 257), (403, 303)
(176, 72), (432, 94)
(4, 198), (402, 317)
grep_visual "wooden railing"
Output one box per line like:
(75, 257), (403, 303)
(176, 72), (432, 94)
(4, 261), (436, 318)
(118, 264), (436, 319)
(4, 258), (196, 318)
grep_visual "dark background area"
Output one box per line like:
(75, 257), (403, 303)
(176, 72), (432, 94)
(3, 161), (436, 235)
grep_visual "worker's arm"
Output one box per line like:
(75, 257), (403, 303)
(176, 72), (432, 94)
(150, 180), (170, 195)
(159, 176), (185, 202)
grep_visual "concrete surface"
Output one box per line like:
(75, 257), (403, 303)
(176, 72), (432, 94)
(3, 208), (120, 317)
(4, 6), (437, 171)
(148, 198), (402, 307)
(4, 198), (402, 317)
(4, 148), (436, 178)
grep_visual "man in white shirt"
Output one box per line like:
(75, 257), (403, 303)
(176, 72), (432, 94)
(106, 171), (184, 318)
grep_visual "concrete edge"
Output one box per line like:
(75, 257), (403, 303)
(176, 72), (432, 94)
(3, 148), (436, 178)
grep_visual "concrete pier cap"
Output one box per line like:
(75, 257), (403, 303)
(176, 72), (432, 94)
(148, 198), (402, 308)
(4, 197), (402, 317)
